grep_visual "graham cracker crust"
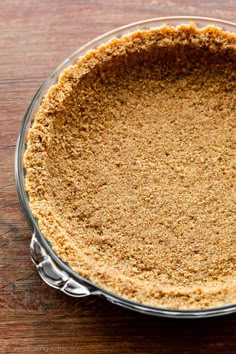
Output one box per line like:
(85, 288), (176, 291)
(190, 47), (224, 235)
(24, 24), (236, 309)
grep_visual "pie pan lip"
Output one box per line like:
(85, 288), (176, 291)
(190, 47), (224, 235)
(15, 16), (236, 318)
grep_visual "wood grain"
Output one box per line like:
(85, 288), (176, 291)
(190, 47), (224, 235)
(0, 1), (236, 353)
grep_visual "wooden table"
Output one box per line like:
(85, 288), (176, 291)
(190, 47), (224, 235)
(1, 1), (236, 353)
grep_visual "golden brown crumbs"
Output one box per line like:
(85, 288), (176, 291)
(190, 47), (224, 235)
(24, 24), (236, 309)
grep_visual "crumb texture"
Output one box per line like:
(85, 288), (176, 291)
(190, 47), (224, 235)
(24, 24), (236, 309)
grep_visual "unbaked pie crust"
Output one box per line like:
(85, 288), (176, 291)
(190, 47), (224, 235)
(24, 24), (236, 309)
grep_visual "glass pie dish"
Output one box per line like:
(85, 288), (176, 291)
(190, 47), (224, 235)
(15, 16), (236, 318)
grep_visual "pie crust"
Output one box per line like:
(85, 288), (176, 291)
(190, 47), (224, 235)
(24, 24), (236, 309)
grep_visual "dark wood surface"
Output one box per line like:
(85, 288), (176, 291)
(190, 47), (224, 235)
(1, 1), (236, 353)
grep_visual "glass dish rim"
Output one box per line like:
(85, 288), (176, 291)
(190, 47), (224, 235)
(15, 16), (236, 318)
